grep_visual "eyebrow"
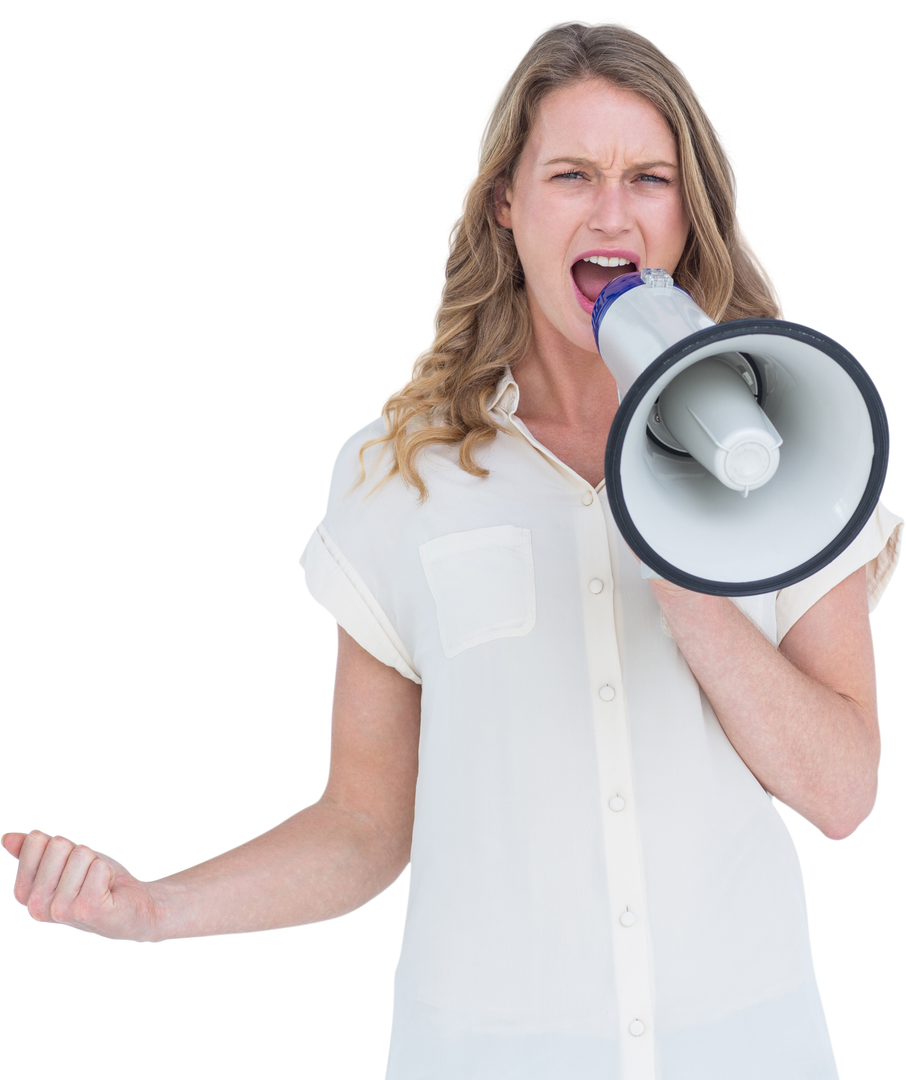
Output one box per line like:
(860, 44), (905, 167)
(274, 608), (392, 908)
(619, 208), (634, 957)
(541, 156), (679, 171)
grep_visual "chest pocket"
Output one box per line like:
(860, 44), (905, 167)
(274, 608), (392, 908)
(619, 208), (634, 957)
(419, 525), (536, 658)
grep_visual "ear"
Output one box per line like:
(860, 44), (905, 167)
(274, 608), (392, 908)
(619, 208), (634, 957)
(494, 178), (513, 228)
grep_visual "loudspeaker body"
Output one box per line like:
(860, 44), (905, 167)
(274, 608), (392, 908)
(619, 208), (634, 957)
(591, 270), (888, 596)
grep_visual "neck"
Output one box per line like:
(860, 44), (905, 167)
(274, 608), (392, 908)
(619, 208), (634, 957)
(515, 342), (617, 422)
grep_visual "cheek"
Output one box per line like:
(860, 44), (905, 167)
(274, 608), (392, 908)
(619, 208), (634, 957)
(656, 204), (691, 271)
(672, 204), (692, 254)
(510, 218), (552, 280)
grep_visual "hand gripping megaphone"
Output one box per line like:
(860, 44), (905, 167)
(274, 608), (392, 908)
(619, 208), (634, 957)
(592, 269), (889, 596)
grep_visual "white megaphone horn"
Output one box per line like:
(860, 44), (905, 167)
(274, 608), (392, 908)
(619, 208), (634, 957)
(592, 268), (889, 596)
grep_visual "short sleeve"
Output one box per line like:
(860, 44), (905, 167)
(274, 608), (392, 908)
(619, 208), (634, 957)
(301, 523), (421, 683)
(299, 423), (422, 685)
(775, 501), (902, 642)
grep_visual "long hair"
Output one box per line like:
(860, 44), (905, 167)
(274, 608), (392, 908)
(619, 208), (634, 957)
(362, 23), (779, 499)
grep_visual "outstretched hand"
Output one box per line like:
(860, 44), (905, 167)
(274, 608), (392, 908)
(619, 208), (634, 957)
(3, 830), (167, 942)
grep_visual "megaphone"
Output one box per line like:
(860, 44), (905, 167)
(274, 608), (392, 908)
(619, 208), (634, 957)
(592, 269), (888, 596)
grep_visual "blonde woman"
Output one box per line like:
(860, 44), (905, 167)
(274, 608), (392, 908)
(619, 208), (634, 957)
(4, 23), (899, 1080)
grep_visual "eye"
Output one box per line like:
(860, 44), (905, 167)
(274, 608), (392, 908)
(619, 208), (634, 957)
(552, 169), (588, 181)
(552, 169), (673, 184)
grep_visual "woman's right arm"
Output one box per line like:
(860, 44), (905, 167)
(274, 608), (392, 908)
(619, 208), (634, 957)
(2, 627), (421, 942)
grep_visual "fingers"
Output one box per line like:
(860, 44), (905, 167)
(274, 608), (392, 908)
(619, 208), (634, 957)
(51, 843), (103, 918)
(11, 830), (103, 924)
(78, 857), (116, 916)
(12, 829), (53, 906)
(18, 831), (72, 917)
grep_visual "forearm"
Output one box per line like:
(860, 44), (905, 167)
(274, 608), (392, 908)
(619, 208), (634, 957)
(651, 582), (879, 839)
(149, 798), (409, 942)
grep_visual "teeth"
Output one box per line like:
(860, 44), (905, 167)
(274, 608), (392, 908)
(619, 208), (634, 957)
(582, 255), (632, 267)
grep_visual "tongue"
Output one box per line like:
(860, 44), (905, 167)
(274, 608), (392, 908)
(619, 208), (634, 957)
(572, 260), (633, 303)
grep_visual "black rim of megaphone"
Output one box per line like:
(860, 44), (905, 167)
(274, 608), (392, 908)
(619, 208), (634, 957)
(604, 318), (890, 597)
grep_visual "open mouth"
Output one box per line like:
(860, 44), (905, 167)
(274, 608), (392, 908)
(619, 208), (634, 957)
(572, 254), (638, 309)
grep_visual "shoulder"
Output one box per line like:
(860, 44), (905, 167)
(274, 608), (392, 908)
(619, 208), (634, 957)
(327, 418), (390, 493)
(342, 417), (388, 456)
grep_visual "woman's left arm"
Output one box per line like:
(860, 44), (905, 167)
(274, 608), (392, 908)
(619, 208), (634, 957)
(651, 568), (879, 839)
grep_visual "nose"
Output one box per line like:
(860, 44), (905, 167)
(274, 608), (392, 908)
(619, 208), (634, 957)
(587, 181), (633, 237)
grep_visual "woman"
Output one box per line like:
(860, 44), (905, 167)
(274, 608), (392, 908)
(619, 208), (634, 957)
(4, 23), (899, 1080)
(296, 27), (897, 1078)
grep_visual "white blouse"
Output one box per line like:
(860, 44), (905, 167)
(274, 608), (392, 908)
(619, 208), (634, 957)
(301, 371), (901, 1080)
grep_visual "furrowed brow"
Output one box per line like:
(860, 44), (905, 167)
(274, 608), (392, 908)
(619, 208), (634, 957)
(541, 157), (680, 171)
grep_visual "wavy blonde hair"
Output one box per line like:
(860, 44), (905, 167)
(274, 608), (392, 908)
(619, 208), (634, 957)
(362, 22), (779, 499)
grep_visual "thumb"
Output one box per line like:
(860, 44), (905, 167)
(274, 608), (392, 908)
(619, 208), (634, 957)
(2, 832), (27, 858)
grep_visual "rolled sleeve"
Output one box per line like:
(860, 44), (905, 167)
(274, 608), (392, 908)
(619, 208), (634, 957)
(775, 501), (902, 642)
(301, 523), (421, 684)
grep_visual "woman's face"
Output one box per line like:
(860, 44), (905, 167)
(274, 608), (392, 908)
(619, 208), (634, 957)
(497, 79), (691, 358)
